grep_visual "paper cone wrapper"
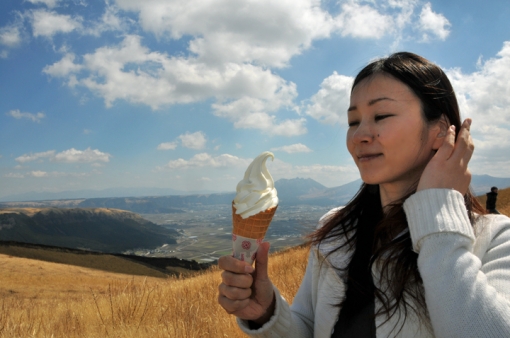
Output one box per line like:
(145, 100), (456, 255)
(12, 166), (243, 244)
(232, 203), (277, 264)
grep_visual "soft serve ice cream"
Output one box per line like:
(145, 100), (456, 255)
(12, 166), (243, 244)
(233, 152), (278, 218)
(231, 151), (278, 264)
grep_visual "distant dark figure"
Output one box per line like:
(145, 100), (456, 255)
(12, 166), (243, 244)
(486, 186), (500, 214)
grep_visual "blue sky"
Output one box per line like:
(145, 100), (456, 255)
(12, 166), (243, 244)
(1, 0), (510, 198)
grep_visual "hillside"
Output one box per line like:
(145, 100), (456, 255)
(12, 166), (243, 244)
(0, 207), (179, 253)
(77, 197), (186, 214)
(77, 193), (236, 211)
(0, 243), (310, 337)
(0, 241), (210, 278)
(477, 186), (510, 215)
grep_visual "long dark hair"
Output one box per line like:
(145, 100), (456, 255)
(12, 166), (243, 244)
(310, 52), (485, 330)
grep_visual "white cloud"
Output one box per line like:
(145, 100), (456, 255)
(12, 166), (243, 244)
(49, 171), (92, 178)
(15, 148), (111, 164)
(157, 142), (178, 150)
(0, 25), (22, 47)
(469, 159), (510, 179)
(212, 87), (303, 136)
(447, 41), (510, 172)
(271, 143), (312, 154)
(83, 129), (93, 135)
(7, 109), (46, 123)
(85, 3), (133, 36)
(179, 131), (207, 150)
(30, 9), (82, 38)
(6, 170), (93, 179)
(53, 148), (111, 163)
(45, 1), (330, 135)
(335, 2), (393, 39)
(418, 2), (451, 41)
(40, 1), (453, 136)
(27, 3), (129, 38)
(4, 173), (25, 178)
(45, 35), (303, 135)
(15, 150), (55, 163)
(158, 131), (206, 150)
(305, 72), (353, 126)
(235, 143), (242, 149)
(389, 0), (418, 29)
(161, 153), (251, 170)
(43, 53), (82, 77)
(30, 170), (48, 177)
(115, 0), (334, 68)
(26, 0), (61, 8)
(216, 103), (307, 136)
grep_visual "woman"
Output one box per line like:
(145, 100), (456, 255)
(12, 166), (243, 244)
(217, 52), (510, 337)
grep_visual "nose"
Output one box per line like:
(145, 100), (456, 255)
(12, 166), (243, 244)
(350, 121), (375, 144)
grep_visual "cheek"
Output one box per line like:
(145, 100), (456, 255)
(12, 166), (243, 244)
(375, 130), (387, 141)
(346, 131), (355, 154)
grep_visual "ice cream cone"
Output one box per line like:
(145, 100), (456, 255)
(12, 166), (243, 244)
(232, 203), (277, 239)
(231, 202), (277, 264)
(231, 151), (278, 264)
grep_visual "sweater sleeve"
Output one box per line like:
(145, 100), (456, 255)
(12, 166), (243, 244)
(404, 189), (510, 338)
(236, 250), (316, 338)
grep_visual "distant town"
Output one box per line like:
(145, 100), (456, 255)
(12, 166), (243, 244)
(131, 204), (334, 262)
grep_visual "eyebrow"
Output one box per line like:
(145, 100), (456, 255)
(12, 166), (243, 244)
(347, 96), (396, 112)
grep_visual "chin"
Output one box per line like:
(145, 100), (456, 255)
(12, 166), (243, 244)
(360, 176), (382, 185)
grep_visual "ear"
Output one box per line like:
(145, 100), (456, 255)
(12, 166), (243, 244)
(431, 116), (450, 150)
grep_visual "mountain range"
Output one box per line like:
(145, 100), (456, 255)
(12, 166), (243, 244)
(1, 175), (509, 214)
(0, 187), (219, 203)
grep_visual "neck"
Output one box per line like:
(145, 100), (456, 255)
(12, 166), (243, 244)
(379, 181), (417, 209)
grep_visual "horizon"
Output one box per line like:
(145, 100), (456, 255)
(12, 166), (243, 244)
(2, 0), (510, 199)
(2, 174), (510, 203)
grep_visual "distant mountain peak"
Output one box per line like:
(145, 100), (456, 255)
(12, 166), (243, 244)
(274, 178), (327, 205)
(275, 177), (326, 189)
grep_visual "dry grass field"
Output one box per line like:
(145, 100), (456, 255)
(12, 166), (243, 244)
(0, 189), (508, 337)
(0, 243), (310, 337)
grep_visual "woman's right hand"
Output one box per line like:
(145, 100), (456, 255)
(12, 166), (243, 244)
(218, 242), (276, 325)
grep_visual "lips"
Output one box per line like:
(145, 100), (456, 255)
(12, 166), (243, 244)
(357, 153), (382, 162)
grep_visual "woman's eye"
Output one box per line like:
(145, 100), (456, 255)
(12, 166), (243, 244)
(375, 114), (392, 121)
(348, 121), (359, 127)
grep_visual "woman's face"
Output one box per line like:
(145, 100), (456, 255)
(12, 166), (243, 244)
(347, 74), (442, 201)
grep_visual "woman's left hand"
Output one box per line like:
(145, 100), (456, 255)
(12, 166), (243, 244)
(417, 118), (474, 194)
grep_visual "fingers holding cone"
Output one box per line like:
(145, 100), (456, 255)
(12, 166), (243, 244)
(217, 242), (275, 322)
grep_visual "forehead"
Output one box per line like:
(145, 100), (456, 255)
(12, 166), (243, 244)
(350, 73), (418, 106)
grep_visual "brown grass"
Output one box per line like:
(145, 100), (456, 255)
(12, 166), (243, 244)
(0, 244), (310, 337)
(476, 187), (510, 215)
(0, 244), (203, 278)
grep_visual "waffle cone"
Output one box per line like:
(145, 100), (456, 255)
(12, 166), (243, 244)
(232, 202), (277, 239)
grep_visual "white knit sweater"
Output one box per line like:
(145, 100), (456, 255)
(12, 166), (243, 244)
(237, 189), (510, 337)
